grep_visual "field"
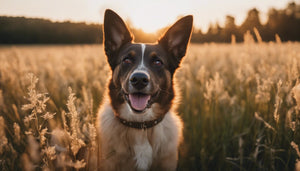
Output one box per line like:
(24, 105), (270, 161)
(0, 41), (300, 170)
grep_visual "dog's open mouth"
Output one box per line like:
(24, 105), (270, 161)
(125, 93), (151, 113)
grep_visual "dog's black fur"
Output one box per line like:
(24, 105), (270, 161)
(98, 9), (193, 170)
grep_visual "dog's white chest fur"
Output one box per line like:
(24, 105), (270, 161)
(98, 101), (183, 171)
(133, 131), (153, 170)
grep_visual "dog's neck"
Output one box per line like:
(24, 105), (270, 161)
(115, 115), (164, 130)
(114, 102), (165, 125)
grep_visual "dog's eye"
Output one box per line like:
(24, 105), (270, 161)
(153, 59), (163, 66)
(151, 53), (163, 67)
(123, 58), (133, 64)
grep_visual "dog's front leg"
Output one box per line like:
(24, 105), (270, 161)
(152, 150), (178, 171)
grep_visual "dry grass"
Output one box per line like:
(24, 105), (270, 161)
(0, 41), (300, 170)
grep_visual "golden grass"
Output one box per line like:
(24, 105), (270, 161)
(0, 42), (300, 170)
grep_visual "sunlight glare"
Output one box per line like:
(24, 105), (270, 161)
(122, 1), (185, 33)
(129, 15), (171, 33)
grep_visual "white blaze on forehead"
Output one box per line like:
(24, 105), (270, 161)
(137, 44), (146, 70)
(130, 43), (151, 92)
(141, 44), (146, 59)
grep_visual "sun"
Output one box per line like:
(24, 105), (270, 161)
(102, 0), (193, 33)
(121, 1), (182, 33)
(128, 13), (172, 33)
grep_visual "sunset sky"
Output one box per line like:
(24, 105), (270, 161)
(0, 0), (297, 33)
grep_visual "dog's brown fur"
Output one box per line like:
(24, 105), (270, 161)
(97, 9), (193, 171)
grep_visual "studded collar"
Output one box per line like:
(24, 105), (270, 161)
(116, 116), (164, 130)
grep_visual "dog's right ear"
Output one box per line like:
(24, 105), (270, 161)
(103, 9), (132, 67)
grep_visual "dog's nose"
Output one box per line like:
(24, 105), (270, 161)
(130, 72), (149, 90)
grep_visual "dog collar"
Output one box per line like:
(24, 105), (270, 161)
(116, 116), (164, 130)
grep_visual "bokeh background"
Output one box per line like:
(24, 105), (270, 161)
(0, 0), (300, 170)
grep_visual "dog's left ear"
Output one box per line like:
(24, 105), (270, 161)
(158, 15), (193, 70)
(103, 9), (133, 68)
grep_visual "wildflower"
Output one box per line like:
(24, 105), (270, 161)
(41, 112), (56, 120)
(69, 159), (86, 169)
(292, 83), (300, 109)
(291, 141), (300, 170)
(288, 58), (299, 82)
(13, 123), (21, 143)
(88, 123), (97, 150)
(236, 67), (244, 82)
(66, 87), (86, 156)
(253, 27), (262, 43)
(21, 73), (50, 115)
(243, 30), (255, 44)
(67, 87), (81, 137)
(70, 138), (85, 156)
(25, 130), (33, 135)
(61, 110), (69, 131)
(57, 153), (86, 169)
(254, 112), (276, 132)
(204, 72), (230, 103)
(231, 34), (236, 45)
(274, 80), (283, 123)
(42, 146), (57, 161)
(296, 161), (300, 171)
(82, 86), (93, 116)
(40, 128), (48, 146)
(291, 141), (300, 158)
(253, 134), (263, 162)
(196, 66), (207, 84)
(12, 104), (21, 122)
(0, 89), (4, 108)
(0, 116), (8, 155)
(239, 137), (244, 166)
(275, 34), (281, 44)
(23, 114), (35, 128)
(255, 77), (272, 104)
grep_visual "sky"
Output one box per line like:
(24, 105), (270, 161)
(0, 0), (297, 33)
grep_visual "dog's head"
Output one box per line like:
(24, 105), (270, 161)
(103, 9), (193, 117)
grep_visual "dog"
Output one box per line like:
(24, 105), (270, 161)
(97, 9), (193, 171)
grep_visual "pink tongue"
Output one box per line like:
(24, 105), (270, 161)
(129, 94), (151, 111)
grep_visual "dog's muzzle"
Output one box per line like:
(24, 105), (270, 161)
(130, 72), (149, 90)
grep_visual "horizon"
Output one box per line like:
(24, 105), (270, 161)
(0, 0), (298, 33)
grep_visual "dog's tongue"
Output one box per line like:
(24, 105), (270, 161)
(129, 94), (151, 111)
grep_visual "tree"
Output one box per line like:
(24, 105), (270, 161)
(225, 15), (236, 30)
(221, 15), (242, 42)
(241, 8), (262, 32)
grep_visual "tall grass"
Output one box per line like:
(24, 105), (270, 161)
(0, 39), (299, 170)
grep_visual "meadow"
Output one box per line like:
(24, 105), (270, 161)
(0, 39), (300, 170)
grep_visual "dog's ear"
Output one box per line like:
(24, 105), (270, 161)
(158, 15), (193, 70)
(103, 9), (133, 67)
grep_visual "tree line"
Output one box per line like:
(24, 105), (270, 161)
(0, 2), (299, 44)
(0, 17), (102, 44)
(192, 2), (300, 43)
